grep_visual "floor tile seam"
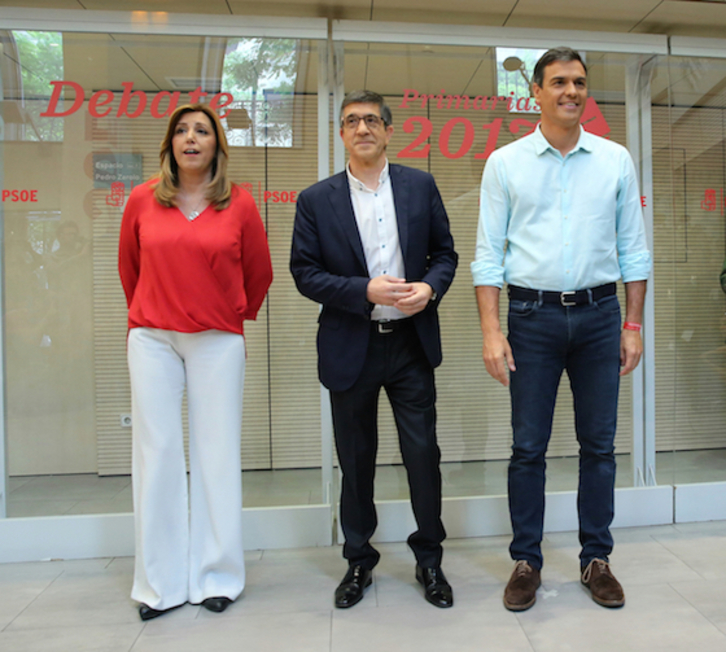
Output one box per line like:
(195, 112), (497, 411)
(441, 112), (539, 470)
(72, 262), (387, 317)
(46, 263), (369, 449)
(328, 610), (334, 652)
(648, 538), (711, 580)
(62, 500), (84, 515)
(205, 605), (338, 617)
(0, 571), (61, 633)
(668, 580), (726, 637)
(4, 619), (146, 633)
(127, 618), (147, 652)
(513, 611), (538, 652)
(641, 530), (710, 570)
(672, 521), (726, 535)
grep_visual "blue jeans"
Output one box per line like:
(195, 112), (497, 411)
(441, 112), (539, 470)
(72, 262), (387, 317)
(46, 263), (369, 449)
(507, 293), (622, 570)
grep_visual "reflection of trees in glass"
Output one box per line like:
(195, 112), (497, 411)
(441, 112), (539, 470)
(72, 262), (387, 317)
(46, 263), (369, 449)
(222, 38), (298, 147)
(496, 47), (545, 111)
(12, 30), (63, 141)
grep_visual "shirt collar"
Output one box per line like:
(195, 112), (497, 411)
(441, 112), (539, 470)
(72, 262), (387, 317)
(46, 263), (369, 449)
(346, 159), (389, 192)
(532, 124), (593, 157)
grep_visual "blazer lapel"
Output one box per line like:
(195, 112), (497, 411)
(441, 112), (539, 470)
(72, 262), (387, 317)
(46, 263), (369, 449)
(390, 165), (409, 256)
(326, 172), (367, 269)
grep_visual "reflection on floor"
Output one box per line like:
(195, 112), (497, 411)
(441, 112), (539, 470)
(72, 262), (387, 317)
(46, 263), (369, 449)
(6, 449), (726, 518)
(3, 521), (726, 651)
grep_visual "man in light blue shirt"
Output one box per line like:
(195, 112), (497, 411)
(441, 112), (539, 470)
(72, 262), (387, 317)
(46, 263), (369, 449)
(472, 47), (651, 613)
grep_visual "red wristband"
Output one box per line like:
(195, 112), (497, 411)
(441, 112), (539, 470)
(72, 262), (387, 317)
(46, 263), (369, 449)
(623, 322), (642, 332)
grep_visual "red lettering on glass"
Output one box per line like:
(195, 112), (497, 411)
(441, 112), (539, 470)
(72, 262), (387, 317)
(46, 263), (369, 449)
(515, 97), (535, 112)
(397, 117), (432, 159)
(702, 189), (717, 212)
(117, 82), (147, 118)
(581, 97), (610, 138)
(438, 117), (475, 159)
(398, 89), (420, 109)
(188, 87), (208, 104)
(150, 91), (181, 119)
(106, 182), (125, 208)
(474, 118), (503, 160)
(209, 92), (234, 119)
(88, 90), (114, 118)
(472, 96), (488, 110)
(41, 81), (84, 117)
(509, 118), (538, 137)
(702, 188), (726, 216)
(41, 82), (235, 119)
(263, 190), (298, 203)
(2, 189), (39, 202)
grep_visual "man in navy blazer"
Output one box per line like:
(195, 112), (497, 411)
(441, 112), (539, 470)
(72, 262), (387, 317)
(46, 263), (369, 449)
(291, 90), (457, 609)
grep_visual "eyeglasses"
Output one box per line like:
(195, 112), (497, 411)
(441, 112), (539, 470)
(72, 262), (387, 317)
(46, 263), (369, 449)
(341, 114), (386, 130)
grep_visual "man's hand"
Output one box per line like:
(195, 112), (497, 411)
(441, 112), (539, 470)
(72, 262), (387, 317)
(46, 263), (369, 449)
(620, 280), (647, 376)
(394, 282), (433, 316)
(476, 286), (516, 386)
(620, 329), (642, 376)
(483, 330), (516, 386)
(366, 275), (412, 306)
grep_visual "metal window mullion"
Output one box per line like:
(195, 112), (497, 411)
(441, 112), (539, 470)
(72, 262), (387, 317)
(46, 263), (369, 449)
(317, 37), (334, 539)
(639, 58), (658, 486)
(0, 58), (5, 516)
(625, 57), (646, 488)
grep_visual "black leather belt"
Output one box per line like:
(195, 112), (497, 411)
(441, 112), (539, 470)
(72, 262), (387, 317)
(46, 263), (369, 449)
(371, 319), (413, 334)
(508, 282), (616, 306)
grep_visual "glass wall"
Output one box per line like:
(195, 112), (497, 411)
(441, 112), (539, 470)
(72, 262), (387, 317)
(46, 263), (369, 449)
(653, 53), (726, 486)
(338, 41), (639, 501)
(4, 10), (726, 547)
(1, 28), (325, 516)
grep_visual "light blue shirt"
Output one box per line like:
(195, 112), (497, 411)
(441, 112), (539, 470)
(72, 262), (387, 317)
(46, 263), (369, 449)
(471, 125), (651, 291)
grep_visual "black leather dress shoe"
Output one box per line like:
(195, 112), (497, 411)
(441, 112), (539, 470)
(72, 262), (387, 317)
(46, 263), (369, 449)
(416, 565), (454, 608)
(138, 603), (183, 621)
(201, 597), (233, 613)
(334, 565), (372, 608)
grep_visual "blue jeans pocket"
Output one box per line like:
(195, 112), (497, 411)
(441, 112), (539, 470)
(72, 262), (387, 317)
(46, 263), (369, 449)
(509, 299), (539, 318)
(594, 294), (620, 315)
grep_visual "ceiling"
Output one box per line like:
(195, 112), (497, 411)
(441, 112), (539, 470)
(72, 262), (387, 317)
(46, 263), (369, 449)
(1, 0), (726, 38)
(2, 0), (725, 112)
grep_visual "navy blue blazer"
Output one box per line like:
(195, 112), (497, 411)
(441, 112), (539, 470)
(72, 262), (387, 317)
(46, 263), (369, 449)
(290, 164), (458, 392)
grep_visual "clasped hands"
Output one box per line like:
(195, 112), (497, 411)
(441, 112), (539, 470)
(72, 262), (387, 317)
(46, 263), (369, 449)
(367, 275), (433, 316)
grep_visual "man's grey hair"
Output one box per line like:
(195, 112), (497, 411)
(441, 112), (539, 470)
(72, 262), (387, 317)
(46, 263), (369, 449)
(340, 90), (393, 126)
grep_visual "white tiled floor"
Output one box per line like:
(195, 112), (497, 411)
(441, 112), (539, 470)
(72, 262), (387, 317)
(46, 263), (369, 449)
(3, 522), (726, 651)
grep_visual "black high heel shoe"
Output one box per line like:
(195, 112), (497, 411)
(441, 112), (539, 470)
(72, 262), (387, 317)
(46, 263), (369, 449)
(201, 597), (233, 613)
(138, 603), (183, 621)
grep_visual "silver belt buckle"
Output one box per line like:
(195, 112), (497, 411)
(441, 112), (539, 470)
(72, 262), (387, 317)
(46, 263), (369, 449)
(560, 291), (577, 306)
(377, 320), (394, 334)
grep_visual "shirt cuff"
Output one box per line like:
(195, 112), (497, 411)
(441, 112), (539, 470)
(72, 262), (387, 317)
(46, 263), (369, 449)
(470, 260), (504, 288)
(619, 251), (652, 284)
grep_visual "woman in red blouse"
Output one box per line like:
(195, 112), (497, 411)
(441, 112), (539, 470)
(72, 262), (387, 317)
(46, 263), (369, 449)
(119, 103), (273, 621)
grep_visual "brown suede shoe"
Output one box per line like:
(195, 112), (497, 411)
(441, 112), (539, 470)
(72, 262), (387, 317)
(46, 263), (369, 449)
(581, 559), (625, 608)
(503, 560), (541, 611)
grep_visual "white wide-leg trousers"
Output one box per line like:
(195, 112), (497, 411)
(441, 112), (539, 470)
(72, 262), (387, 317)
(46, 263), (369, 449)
(127, 327), (246, 610)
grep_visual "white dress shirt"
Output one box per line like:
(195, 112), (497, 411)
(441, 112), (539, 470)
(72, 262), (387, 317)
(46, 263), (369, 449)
(347, 160), (407, 321)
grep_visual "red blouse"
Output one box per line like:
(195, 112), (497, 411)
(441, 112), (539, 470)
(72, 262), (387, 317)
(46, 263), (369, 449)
(118, 181), (273, 335)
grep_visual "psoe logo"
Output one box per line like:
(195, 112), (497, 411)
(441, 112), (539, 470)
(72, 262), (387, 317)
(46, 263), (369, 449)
(702, 188), (726, 216)
(2, 189), (38, 202)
